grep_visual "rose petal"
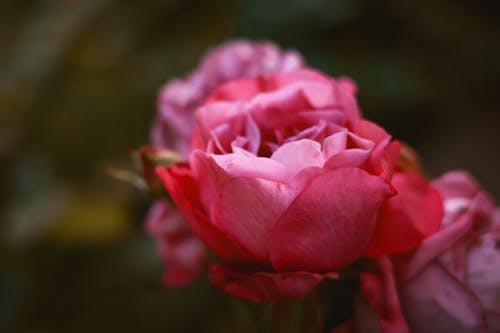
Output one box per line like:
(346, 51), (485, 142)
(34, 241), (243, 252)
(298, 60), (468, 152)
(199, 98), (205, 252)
(433, 171), (484, 200)
(209, 264), (338, 302)
(145, 200), (206, 286)
(360, 257), (410, 333)
(380, 141), (401, 180)
(364, 172), (443, 257)
(400, 262), (488, 333)
(271, 168), (394, 272)
(213, 176), (298, 264)
(211, 151), (289, 182)
(270, 139), (325, 180)
(156, 164), (252, 263)
(400, 206), (484, 281)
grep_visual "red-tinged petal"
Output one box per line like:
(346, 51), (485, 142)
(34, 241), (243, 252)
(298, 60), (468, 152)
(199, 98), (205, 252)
(209, 264), (338, 302)
(205, 76), (264, 103)
(380, 141), (401, 180)
(145, 200), (206, 286)
(364, 172), (443, 257)
(156, 165), (251, 263)
(195, 152), (327, 266)
(213, 176), (299, 265)
(271, 168), (394, 272)
(360, 257), (410, 333)
(400, 262), (488, 333)
(356, 120), (399, 177)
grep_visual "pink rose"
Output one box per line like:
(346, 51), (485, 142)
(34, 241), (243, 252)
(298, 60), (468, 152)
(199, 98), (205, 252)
(157, 69), (442, 301)
(342, 171), (500, 333)
(151, 39), (304, 157)
(146, 40), (304, 286)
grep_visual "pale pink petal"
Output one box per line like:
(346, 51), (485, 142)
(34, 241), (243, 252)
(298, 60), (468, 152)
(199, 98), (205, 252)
(400, 262), (488, 333)
(270, 139), (325, 181)
(322, 131), (348, 158)
(210, 151), (289, 182)
(467, 232), (500, 316)
(400, 204), (485, 281)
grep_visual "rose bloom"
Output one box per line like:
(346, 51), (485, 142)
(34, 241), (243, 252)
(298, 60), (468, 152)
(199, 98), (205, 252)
(146, 40), (304, 286)
(157, 68), (443, 301)
(337, 171), (500, 333)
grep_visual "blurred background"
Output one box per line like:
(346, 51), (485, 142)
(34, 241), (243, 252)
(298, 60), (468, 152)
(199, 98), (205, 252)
(1, 0), (499, 332)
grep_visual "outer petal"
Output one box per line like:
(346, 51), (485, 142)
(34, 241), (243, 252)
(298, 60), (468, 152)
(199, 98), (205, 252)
(433, 171), (485, 201)
(213, 176), (299, 264)
(145, 200), (206, 286)
(364, 172), (443, 257)
(156, 164), (252, 263)
(271, 168), (394, 272)
(202, 155), (325, 265)
(467, 232), (500, 329)
(209, 264), (338, 302)
(400, 262), (488, 333)
(400, 203), (489, 281)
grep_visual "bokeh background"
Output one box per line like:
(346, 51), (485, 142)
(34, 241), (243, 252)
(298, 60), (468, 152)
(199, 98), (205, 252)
(1, 0), (499, 332)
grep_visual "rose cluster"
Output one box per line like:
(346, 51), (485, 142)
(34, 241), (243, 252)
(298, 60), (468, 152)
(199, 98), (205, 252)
(141, 40), (500, 332)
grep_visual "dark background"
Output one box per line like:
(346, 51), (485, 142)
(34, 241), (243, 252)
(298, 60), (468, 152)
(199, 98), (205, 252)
(1, 0), (499, 332)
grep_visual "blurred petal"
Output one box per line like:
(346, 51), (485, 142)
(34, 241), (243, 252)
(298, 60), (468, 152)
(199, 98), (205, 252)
(400, 262), (488, 333)
(360, 257), (410, 333)
(401, 207), (484, 281)
(145, 200), (206, 286)
(364, 172), (443, 257)
(209, 264), (337, 302)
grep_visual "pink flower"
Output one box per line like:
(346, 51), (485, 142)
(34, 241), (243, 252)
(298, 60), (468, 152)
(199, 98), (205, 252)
(151, 39), (304, 157)
(146, 40), (304, 286)
(157, 69), (442, 301)
(341, 171), (500, 333)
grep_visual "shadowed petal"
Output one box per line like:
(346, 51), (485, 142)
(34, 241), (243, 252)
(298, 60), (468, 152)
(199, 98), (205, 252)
(209, 264), (338, 302)
(364, 172), (443, 257)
